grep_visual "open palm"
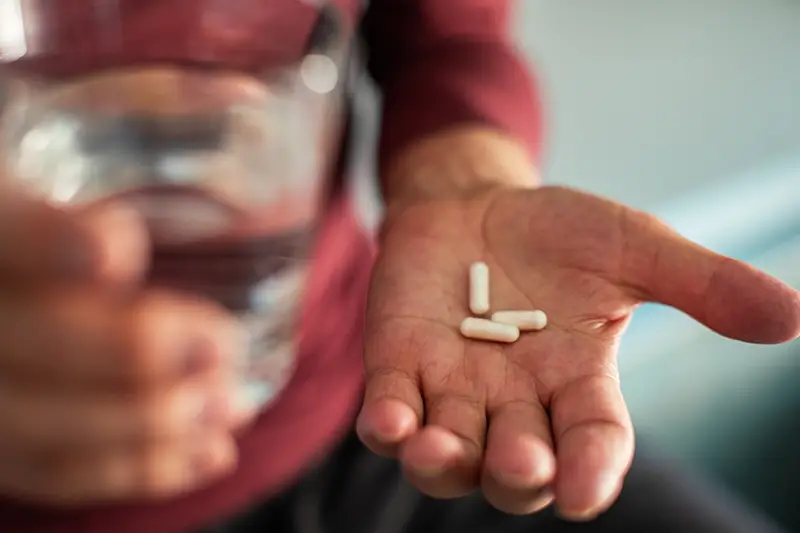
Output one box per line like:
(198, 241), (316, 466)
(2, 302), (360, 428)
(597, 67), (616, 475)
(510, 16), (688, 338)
(357, 186), (800, 519)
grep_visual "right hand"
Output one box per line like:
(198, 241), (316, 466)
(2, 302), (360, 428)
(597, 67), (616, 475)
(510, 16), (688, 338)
(0, 189), (251, 505)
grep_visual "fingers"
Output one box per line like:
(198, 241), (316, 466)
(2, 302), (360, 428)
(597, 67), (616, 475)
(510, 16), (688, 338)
(400, 392), (485, 499)
(549, 374), (634, 521)
(0, 193), (150, 284)
(0, 188), (246, 506)
(481, 400), (556, 514)
(0, 193), (93, 279)
(621, 210), (800, 343)
(0, 432), (237, 505)
(78, 201), (151, 284)
(0, 289), (242, 387)
(357, 394), (420, 458)
(361, 320), (490, 500)
(0, 373), (237, 450)
(358, 321), (426, 457)
(0, 285), (249, 505)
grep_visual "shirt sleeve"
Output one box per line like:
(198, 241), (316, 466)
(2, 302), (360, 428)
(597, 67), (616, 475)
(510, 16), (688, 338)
(360, 0), (543, 177)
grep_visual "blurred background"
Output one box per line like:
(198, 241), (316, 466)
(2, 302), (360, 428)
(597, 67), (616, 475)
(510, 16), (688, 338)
(353, 0), (800, 530)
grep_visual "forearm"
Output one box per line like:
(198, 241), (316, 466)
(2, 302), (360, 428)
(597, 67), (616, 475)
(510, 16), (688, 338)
(382, 127), (540, 205)
(362, 0), (543, 204)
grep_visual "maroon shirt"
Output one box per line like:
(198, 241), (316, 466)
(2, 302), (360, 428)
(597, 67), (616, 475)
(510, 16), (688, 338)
(0, 1), (541, 532)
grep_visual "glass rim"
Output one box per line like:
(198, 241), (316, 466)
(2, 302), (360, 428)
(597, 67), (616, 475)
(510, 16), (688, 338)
(0, 0), (346, 75)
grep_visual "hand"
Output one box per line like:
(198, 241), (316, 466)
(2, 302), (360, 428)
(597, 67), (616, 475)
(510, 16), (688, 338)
(358, 185), (800, 519)
(0, 191), (249, 505)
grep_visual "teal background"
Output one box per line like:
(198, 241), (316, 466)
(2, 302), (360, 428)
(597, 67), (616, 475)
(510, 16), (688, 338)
(516, 3), (800, 528)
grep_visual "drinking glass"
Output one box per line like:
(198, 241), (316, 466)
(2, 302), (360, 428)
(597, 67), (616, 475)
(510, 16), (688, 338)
(0, 0), (348, 409)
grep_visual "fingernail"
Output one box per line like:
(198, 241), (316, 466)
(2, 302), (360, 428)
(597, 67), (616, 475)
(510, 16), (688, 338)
(555, 501), (605, 522)
(554, 501), (590, 522)
(532, 488), (555, 512)
(555, 471), (620, 522)
(556, 509), (591, 522)
(558, 499), (607, 522)
(597, 470), (621, 508)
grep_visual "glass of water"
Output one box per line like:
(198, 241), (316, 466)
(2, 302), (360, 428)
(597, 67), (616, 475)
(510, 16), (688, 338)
(0, 0), (348, 409)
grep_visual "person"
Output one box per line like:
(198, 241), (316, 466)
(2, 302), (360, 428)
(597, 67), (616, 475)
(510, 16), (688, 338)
(0, 1), (798, 532)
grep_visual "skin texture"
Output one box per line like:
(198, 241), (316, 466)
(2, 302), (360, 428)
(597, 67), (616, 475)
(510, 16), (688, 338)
(357, 128), (800, 520)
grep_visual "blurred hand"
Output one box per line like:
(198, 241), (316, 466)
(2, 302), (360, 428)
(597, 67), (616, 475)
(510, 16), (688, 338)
(358, 185), (800, 520)
(0, 189), (250, 505)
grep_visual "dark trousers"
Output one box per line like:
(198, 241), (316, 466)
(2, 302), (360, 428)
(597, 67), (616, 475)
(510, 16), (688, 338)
(201, 431), (787, 533)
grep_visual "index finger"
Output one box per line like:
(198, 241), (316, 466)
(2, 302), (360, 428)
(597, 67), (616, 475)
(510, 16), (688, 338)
(0, 189), (149, 284)
(0, 288), (241, 387)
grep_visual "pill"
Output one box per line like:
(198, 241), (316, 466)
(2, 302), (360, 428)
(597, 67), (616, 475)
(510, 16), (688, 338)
(491, 310), (548, 331)
(460, 317), (520, 343)
(468, 261), (490, 315)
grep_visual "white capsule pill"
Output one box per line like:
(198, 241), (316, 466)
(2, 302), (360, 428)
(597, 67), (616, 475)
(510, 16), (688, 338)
(468, 261), (490, 315)
(491, 310), (548, 331)
(460, 317), (520, 343)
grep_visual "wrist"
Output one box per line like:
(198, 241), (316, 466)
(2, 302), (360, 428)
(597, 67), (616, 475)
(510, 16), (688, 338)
(381, 126), (541, 207)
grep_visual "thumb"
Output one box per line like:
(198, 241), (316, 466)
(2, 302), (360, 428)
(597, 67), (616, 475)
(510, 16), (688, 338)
(622, 211), (800, 344)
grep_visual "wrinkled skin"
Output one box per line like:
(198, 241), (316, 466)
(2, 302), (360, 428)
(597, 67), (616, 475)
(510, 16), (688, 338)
(358, 185), (800, 520)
